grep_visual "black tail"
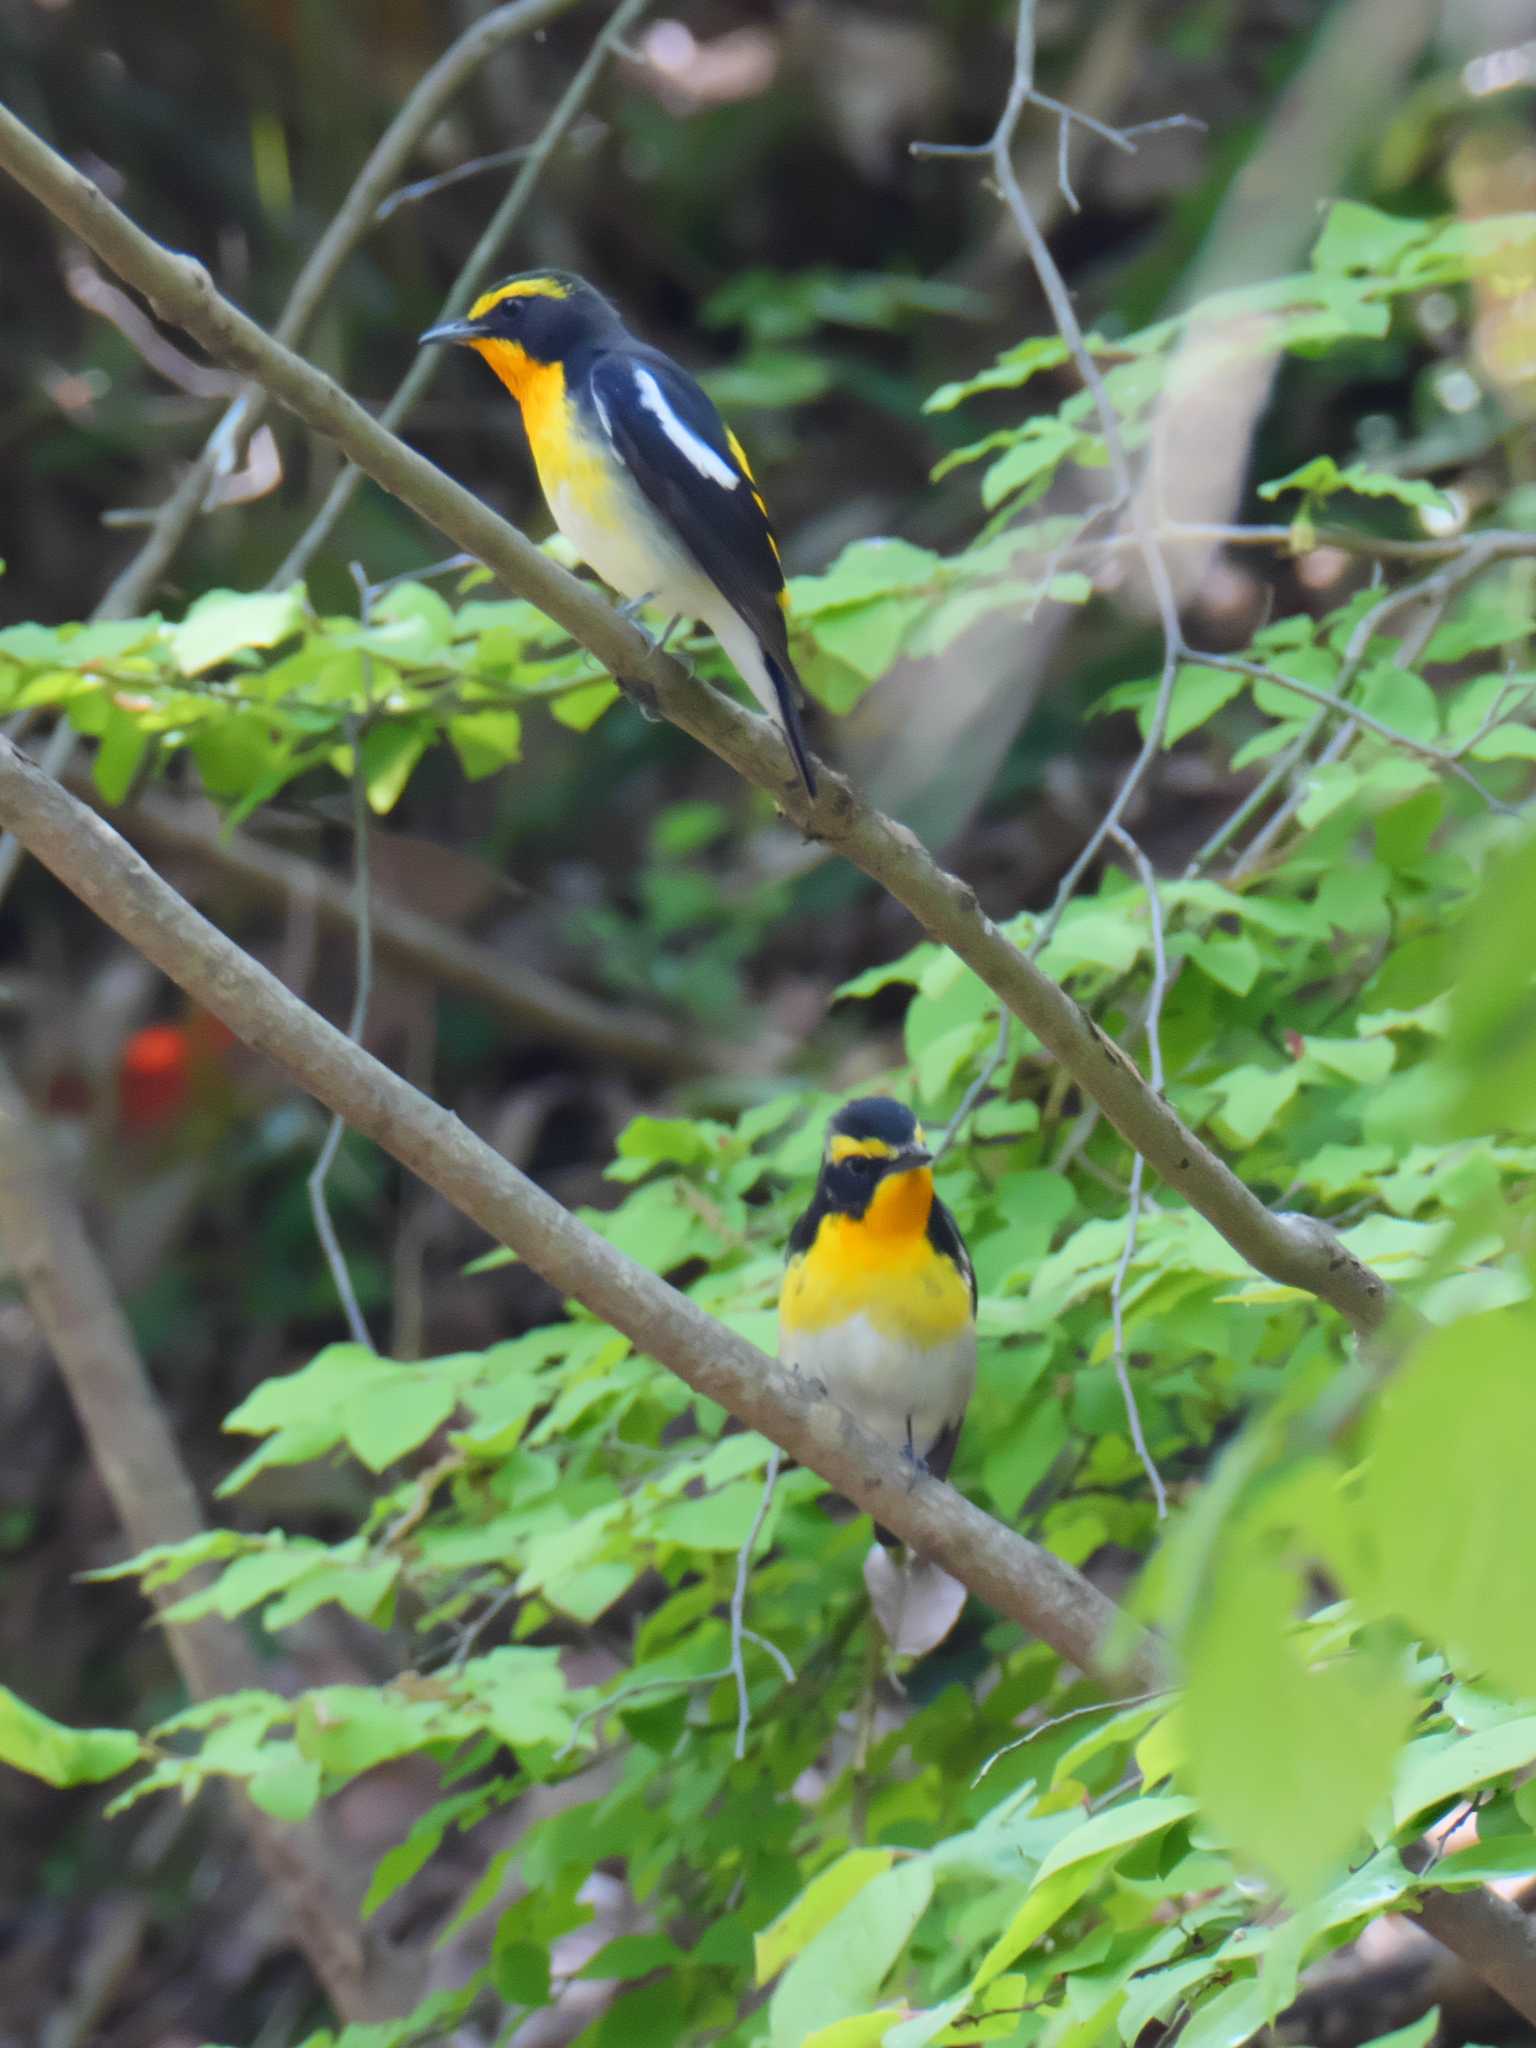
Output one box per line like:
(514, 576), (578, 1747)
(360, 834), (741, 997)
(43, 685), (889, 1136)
(763, 650), (818, 800)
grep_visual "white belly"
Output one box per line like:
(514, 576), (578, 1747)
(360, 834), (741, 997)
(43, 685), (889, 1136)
(781, 1314), (976, 1465)
(548, 473), (716, 618)
(545, 472), (784, 727)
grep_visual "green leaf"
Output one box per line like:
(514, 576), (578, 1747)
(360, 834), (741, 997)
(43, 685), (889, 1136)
(980, 419), (1080, 510)
(1186, 933), (1263, 997)
(93, 709), (150, 803)
(1156, 664), (1248, 746)
(1258, 456), (1454, 515)
(577, 1934), (685, 1980)
(1034, 1795), (1197, 1884)
(768, 1860), (933, 2048)
(802, 2015), (907, 2047)
(492, 1933), (551, 2007)
(295, 1687), (439, 1778)
(549, 680), (619, 730)
(755, 1850), (897, 1984)
(248, 1752), (322, 1820)
(0, 1685), (140, 1786)
(449, 708), (522, 778)
(925, 333), (1071, 412)
(1357, 2012), (1440, 2048)
(1182, 1530), (1410, 1896)
(1364, 1307), (1536, 1697)
(1209, 1064), (1302, 1146)
(1311, 201), (1429, 276)
(347, 1376), (459, 1472)
(1178, 1975), (1273, 2048)
(791, 538), (941, 617)
(358, 720), (429, 814)
(1395, 1722), (1536, 1828)
(169, 585), (306, 675)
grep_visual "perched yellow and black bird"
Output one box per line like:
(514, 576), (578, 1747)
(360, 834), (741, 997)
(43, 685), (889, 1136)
(420, 271), (817, 797)
(780, 1097), (977, 1537)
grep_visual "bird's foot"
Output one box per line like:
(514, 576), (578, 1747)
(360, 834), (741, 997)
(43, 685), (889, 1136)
(788, 1360), (830, 1403)
(614, 672), (663, 722)
(615, 607), (684, 721)
(900, 1429), (930, 1492)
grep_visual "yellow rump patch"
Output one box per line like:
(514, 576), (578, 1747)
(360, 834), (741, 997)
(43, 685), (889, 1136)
(468, 276), (570, 320)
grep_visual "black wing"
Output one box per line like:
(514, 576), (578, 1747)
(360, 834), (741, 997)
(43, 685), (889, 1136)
(927, 1197), (977, 1312)
(588, 345), (792, 666)
(786, 1187), (828, 1260)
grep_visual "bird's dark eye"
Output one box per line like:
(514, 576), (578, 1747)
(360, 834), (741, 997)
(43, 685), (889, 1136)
(845, 1155), (875, 1177)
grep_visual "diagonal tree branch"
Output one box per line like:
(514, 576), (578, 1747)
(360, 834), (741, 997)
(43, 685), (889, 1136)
(0, 732), (1155, 1695)
(0, 99), (1528, 2022)
(0, 713), (1522, 2023)
(0, 96), (1399, 1342)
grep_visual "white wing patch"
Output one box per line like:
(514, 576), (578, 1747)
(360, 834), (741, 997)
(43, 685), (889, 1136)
(632, 366), (739, 490)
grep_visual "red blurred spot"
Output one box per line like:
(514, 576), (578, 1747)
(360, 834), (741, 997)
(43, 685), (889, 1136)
(117, 1024), (192, 1130)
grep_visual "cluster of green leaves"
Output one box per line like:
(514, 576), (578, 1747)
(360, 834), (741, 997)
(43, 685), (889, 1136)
(4, 199), (1536, 2047)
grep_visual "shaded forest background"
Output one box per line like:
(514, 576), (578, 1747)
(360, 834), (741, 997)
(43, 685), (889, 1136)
(3, 1), (1534, 2044)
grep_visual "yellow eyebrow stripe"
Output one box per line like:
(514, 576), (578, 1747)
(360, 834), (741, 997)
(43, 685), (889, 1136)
(828, 1135), (896, 1163)
(468, 277), (570, 320)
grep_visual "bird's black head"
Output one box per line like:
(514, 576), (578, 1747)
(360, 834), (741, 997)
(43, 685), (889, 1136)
(418, 271), (627, 373)
(816, 1096), (933, 1220)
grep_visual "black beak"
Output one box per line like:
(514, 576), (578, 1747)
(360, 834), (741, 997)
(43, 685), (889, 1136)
(899, 1144), (934, 1170)
(418, 316), (486, 348)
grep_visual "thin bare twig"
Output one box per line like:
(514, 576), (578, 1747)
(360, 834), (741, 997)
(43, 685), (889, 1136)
(96, 0), (583, 624)
(972, 1686), (1170, 1787)
(914, 0), (1190, 949)
(1105, 823), (1168, 1520)
(1192, 648), (1512, 814)
(731, 1447), (787, 1760)
(913, 0), (1189, 1150)
(1184, 708), (1329, 878)
(375, 120), (605, 219)
(1223, 535), (1528, 877)
(269, 0), (646, 589)
(305, 581), (376, 1348)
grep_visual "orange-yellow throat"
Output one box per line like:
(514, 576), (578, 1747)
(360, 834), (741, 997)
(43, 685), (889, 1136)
(781, 1166), (971, 1344)
(470, 339), (566, 436)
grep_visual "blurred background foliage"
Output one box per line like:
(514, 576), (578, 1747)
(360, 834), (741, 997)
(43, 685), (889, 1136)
(3, 0), (1536, 2044)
